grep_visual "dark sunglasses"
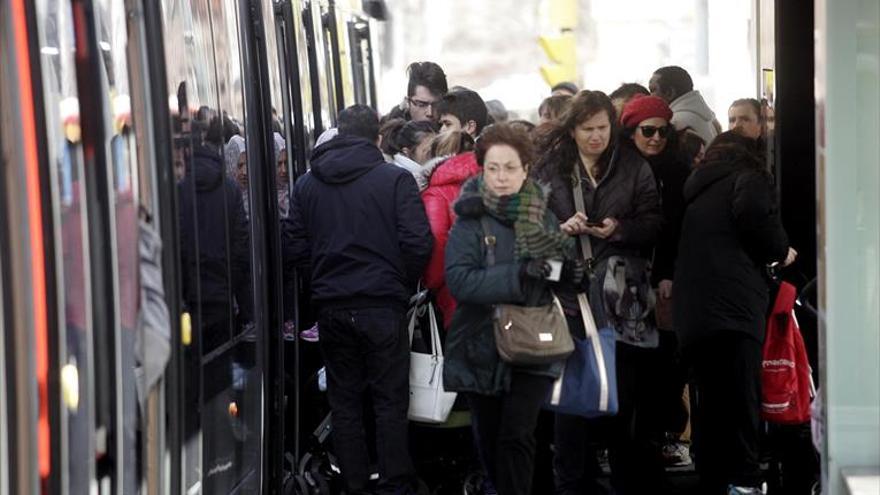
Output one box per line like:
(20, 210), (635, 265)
(408, 97), (438, 109)
(638, 125), (670, 139)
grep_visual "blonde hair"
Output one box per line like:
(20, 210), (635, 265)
(429, 130), (475, 158)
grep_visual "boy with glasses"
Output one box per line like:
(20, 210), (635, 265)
(404, 61), (448, 123)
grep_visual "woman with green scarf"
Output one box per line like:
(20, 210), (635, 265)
(443, 124), (584, 495)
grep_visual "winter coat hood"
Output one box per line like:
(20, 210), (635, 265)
(671, 90), (716, 122)
(670, 90), (719, 145)
(192, 145), (225, 193)
(683, 162), (739, 203)
(427, 152), (481, 188)
(310, 134), (385, 184)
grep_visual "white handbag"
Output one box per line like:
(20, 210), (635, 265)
(407, 296), (457, 423)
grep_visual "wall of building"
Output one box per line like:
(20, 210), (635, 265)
(376, 0), (755, 121)
(814, 0), (880, 492)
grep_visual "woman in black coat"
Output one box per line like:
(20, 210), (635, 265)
(535, 90), (664, 494)
(619, 94), (694, 466)
(443, 124), (582, 495)
(674, 131), (795, 495)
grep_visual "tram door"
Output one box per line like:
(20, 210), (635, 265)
(160, 0), (266, 492)
(30, 0), (98, 491)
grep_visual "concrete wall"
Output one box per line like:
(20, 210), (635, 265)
(814, 0), (880, 492)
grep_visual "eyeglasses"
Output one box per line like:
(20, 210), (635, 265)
(408, 97), (438, 109)
(638, 125), (670, 139)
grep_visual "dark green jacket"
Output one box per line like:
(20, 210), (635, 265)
(442, 180), (570, 396)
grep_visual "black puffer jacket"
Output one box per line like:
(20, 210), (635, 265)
(178, 144), (252, 319)
(673, 162), (789, 352)
(283, 135), (433, 310)
(536, 145), (663, 316)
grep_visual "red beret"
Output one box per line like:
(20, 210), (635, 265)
(620, 94), (673, 129)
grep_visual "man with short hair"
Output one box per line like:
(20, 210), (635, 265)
(284, 104), (433, 494)
(610, 82), (650, 119)
(649, 66), (721, 145)
(402, 61), (448, 122)
(436, 89), (489, 138)
(551, 81), (579, 97)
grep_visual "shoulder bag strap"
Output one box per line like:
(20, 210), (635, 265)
(572, 164), (594, 266)
(480, 216), (497, 267)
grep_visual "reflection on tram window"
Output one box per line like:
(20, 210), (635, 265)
(94, 1), (142, 492)
(178, 115), (253, 352)
(225, 135), (249, 219)
(33, 0), (95, 490)
(274, 133), (290, 219)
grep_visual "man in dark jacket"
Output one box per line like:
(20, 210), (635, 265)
(284, 105), (433, 494)
(178, 126), (252, 354)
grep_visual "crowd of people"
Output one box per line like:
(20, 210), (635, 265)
(179, 59), (805, 495)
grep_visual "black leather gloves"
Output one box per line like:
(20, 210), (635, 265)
(520, 259), (552, 281)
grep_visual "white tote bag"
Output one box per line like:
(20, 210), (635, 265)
(407, 299), (457, 423)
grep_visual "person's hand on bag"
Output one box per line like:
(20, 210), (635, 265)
(520, 259), (551, 281)
(559, 259), (586, 286)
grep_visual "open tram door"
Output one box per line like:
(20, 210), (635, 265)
(756, 0), (822, 492)
(270, 0), (386, 491)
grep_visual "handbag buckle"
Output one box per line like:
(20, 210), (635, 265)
(484, 235), (496, 247)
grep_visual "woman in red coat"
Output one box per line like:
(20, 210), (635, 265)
(421, 131), (479, 329)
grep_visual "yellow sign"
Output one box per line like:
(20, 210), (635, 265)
(540, 32), (577, 86)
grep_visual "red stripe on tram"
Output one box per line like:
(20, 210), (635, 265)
(12, 0), (52, 480)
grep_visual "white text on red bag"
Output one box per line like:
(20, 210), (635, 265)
(761, 281), (815, 424)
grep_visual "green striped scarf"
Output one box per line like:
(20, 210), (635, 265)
(478, 177), (572, 260)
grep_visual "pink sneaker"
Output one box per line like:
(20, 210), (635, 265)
(282, 321), (296, 341)
(300, 323), (319, 343)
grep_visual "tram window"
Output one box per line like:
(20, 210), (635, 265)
(289, 0), (316, 154)
(304, 0), (334, 132)
(328, 1), (356, 108)
(337, 18), (356, 107)
(91, 2), (143, 491)
(32, 0), (95, 491)
(260, 0), (292, 205)
(162, 0), (262, 491)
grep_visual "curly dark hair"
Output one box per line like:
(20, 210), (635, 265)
(535, 90), (618, 180)
(475, 123), (536, 170)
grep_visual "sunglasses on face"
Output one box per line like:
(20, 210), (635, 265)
(408, 97), (437, 109)
(638, 125), (670, 139)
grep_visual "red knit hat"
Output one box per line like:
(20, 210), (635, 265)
(620, 94), (673, 129)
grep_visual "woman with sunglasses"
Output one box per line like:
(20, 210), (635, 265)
(535, 90), (664, 494)
(620, 95), (695, 469)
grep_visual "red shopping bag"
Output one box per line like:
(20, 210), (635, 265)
(761, 281), (814, 424)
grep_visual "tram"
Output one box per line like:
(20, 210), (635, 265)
(0, 0), (384, 493)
